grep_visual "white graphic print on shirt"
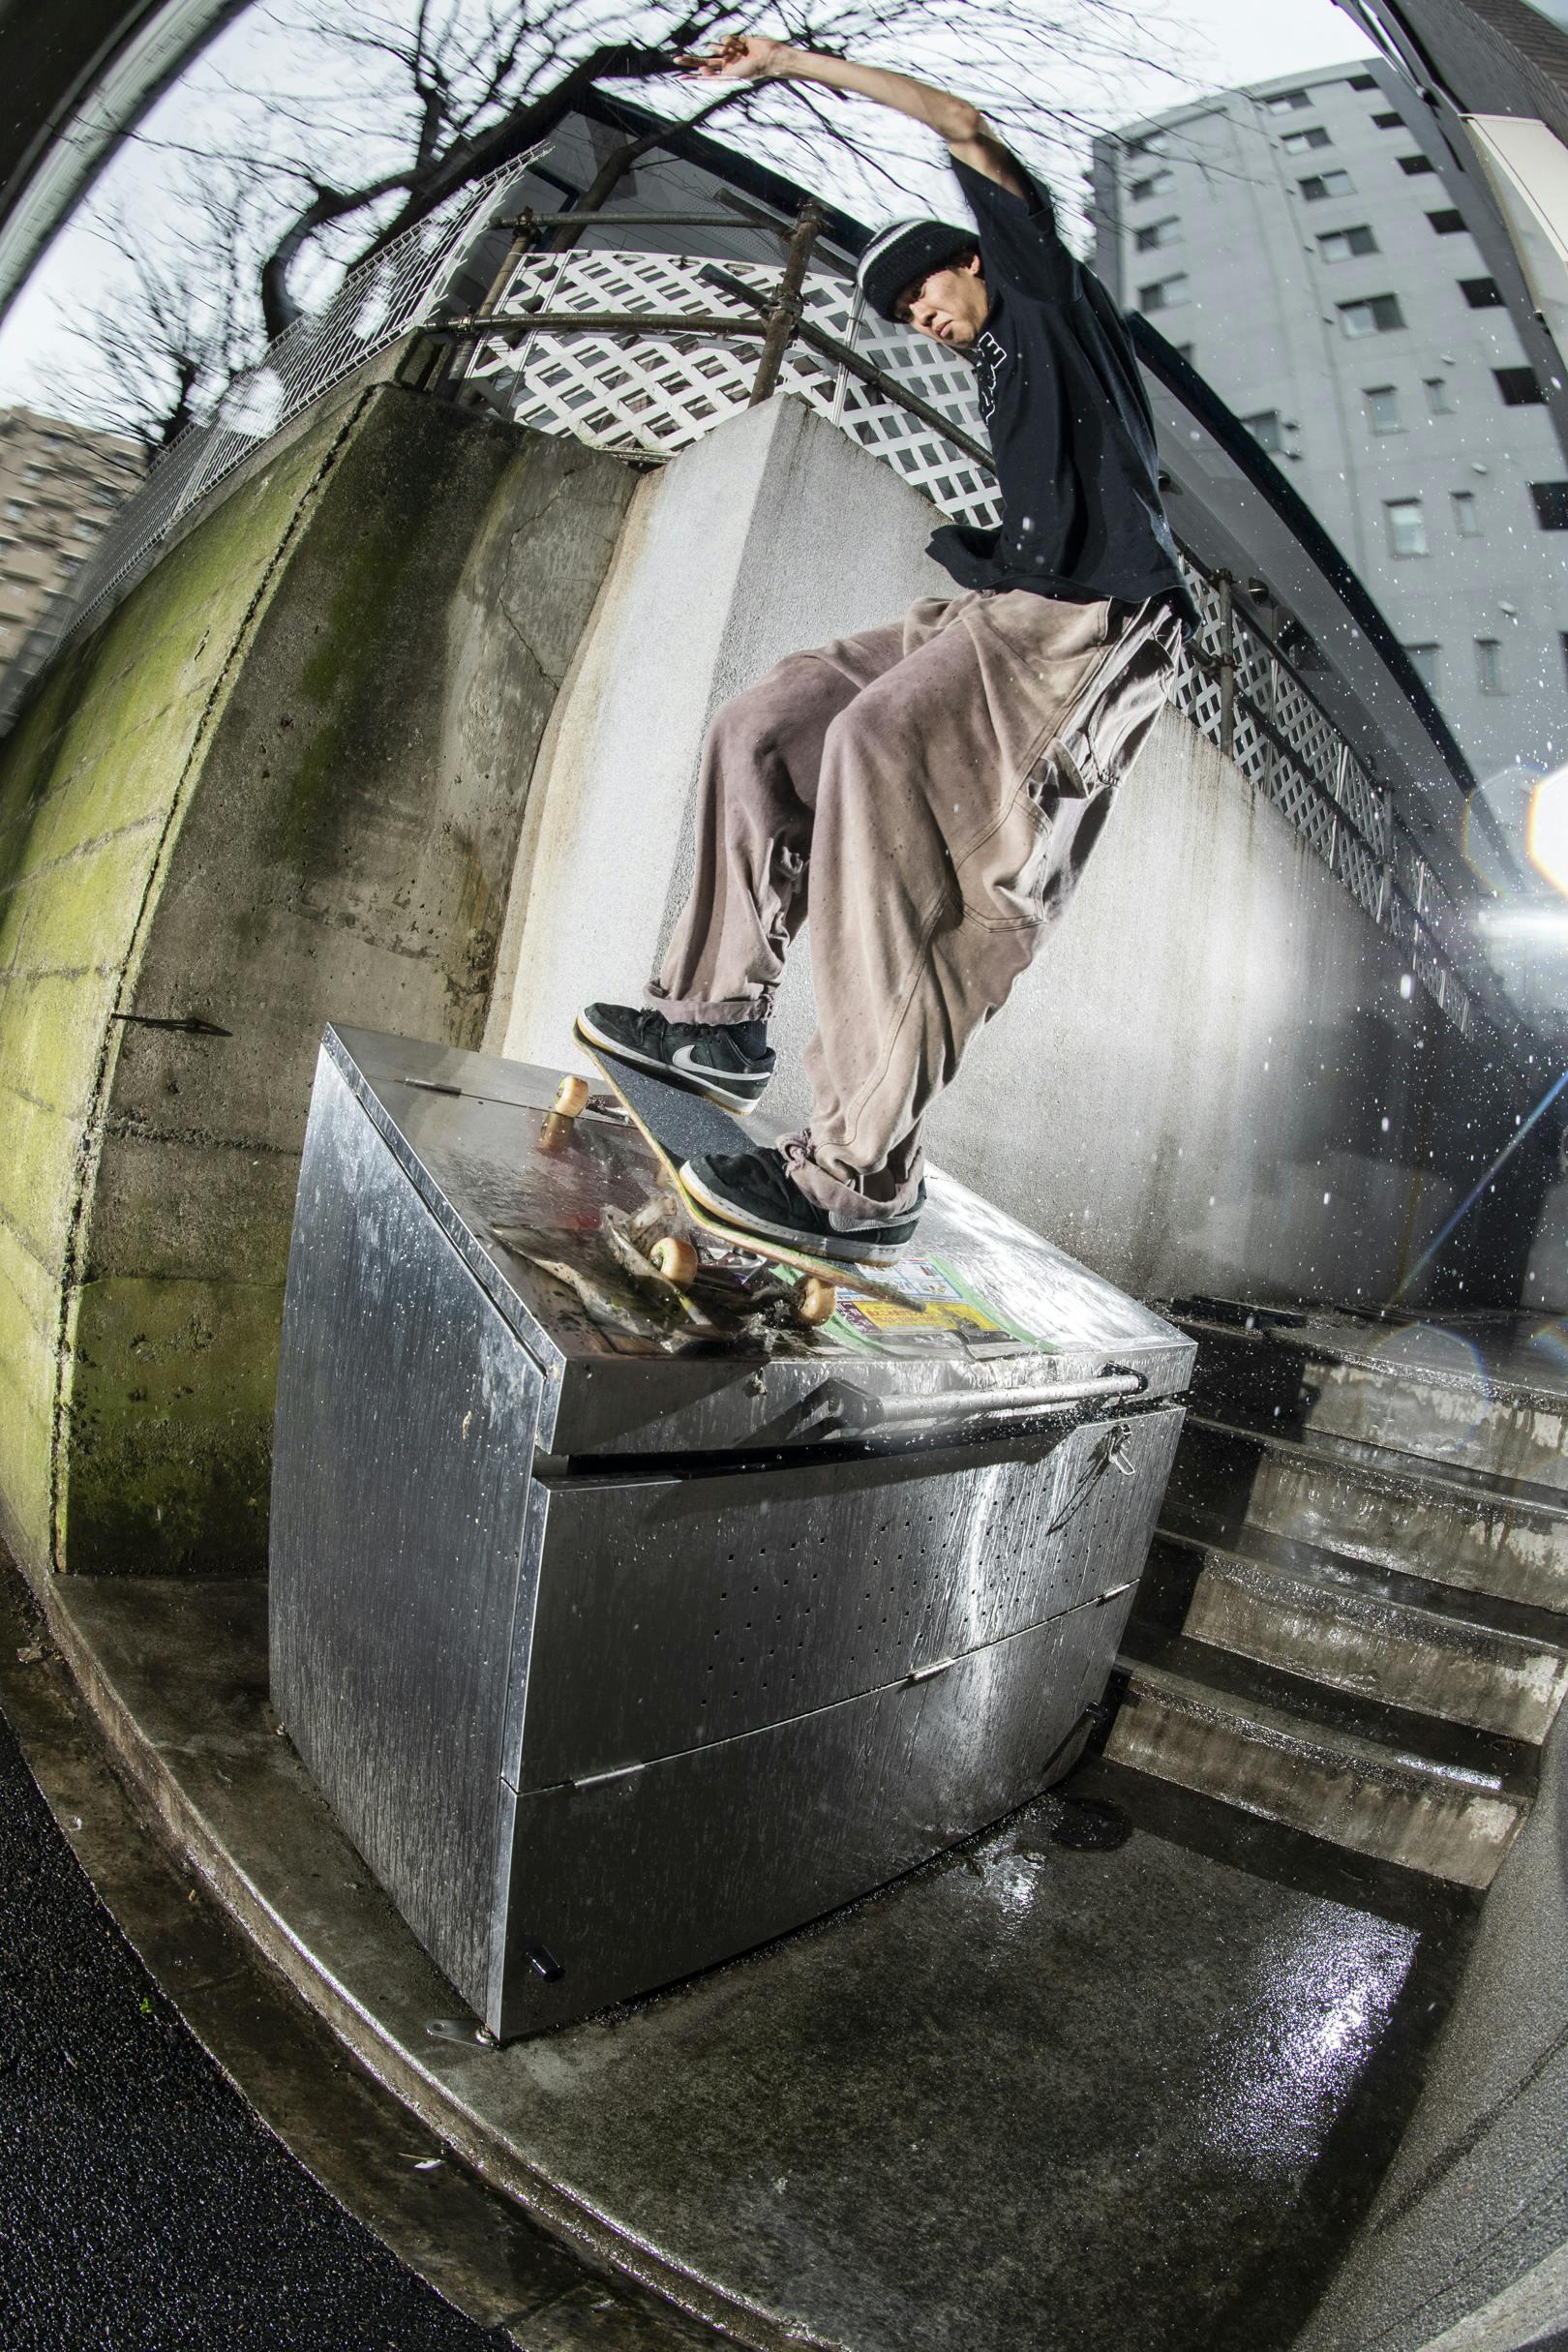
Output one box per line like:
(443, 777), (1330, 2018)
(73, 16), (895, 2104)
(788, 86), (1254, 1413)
(972, 328), (1007, 424)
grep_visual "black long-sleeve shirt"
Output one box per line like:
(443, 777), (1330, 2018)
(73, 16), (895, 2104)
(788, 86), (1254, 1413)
(928, 159), (1196, 626)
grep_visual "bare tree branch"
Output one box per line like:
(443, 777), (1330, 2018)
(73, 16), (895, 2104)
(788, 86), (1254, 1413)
(65, 0), (1191, 439)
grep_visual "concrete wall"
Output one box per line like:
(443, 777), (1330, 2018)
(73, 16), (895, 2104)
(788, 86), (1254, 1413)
(1296, 1697), (1568, 2352)
(492, 394), (1547, 1316)
(0, 378), (633, 1579)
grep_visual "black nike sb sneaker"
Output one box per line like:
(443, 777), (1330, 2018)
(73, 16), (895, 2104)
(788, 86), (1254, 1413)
(575, 1001), (774, 1114)
(679, 1146), (922, 1265)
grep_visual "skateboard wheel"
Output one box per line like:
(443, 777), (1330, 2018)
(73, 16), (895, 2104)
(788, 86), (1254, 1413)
(798, 1277), (836, 1326)
(650, 1236), (699, 1286)
(554, 1074), (590, 1119)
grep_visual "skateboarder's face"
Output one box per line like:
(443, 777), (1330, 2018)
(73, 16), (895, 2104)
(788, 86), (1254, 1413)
(894, 254), (988, 348)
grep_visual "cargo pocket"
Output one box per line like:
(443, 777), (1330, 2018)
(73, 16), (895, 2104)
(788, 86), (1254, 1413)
(956, 738), (1098, 929)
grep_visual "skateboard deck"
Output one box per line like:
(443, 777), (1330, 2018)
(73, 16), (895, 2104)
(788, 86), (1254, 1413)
(569, 1031), (913, 1321)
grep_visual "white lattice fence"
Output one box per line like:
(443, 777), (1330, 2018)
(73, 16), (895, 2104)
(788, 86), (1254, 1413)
(465, 248), (1001, 528)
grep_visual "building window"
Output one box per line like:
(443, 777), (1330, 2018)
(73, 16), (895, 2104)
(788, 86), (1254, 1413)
(3, 500), (26, 521)
(1398, 153), (1436, 175)
(1427, 208), (1464, 234)
(1494, 366), (1544, 405)
(1403, 644), (1440, 691)
(1282, 126), (1332, 153)
(1134, 216), (1181, 252)
(1461, 275), (1504, 307)
(1451, 491), (1482, 535)
(1139, 274), (1189, 313)
(1300, 169), (1355, 201)
(1265, 89), (1312, 113)
(1242, 409), (1283, 452)
(1425, 375), (1453, 414)
(1341, 293), (1404, 336)
(1476, 638), (1504, 693)
(74, 520), (99, 540)
(1365, 385), (1401, 433)
(1170, 342), (1194, 361)
(1385, 498), (1428, 556)
(1372, 109), (1402, 128)
(1349, 73), (1377, 91)
(1131, 167), (1174, 200)
(1530, 480), (1568, 528)
(1318, 225), (1379, 260)
(1560, 631), (1568, 692)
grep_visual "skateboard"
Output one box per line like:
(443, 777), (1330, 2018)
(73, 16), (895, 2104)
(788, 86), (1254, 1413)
(556, 1034), (915, 1330)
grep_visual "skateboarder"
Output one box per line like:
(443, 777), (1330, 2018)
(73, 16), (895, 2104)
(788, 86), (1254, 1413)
(580, 33), (1194, 1265)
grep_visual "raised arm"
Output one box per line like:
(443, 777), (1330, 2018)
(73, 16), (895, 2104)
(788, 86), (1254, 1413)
(678, 35), (1030, 197)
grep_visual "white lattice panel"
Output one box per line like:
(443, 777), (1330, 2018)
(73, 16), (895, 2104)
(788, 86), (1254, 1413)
(1336, 830), (1383, 920)
(1274, 672), (1342, 800)
(1337, 755), (1387, 856)
(466, 248), (1001, 526)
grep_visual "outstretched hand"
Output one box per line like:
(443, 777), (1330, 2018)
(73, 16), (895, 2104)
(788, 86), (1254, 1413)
(675, 32), (790, 80)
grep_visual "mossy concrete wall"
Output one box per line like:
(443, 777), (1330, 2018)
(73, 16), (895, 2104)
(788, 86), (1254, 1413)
(0, 379), (633, 1581)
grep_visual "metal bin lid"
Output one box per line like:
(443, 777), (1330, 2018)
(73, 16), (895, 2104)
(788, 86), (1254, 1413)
(319, 1024), (1194, 1461)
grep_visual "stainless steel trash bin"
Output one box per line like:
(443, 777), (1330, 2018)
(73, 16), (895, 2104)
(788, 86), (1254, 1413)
(270, 1025), (1193, 2036)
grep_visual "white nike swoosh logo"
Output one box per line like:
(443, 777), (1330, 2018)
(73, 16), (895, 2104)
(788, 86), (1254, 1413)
(671, 1041), (760, 1081)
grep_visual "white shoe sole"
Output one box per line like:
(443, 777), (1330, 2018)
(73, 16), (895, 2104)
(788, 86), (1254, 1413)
(678, 1159), (909, 1265)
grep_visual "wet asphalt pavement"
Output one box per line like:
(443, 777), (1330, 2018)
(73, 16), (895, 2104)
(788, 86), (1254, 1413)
(0, 1700), (510, 2352)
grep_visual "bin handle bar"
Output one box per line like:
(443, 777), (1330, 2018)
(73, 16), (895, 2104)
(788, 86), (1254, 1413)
(866, 1370), (1145, 1431)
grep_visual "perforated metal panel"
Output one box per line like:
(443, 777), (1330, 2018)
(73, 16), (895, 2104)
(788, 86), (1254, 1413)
(516, 1408), (1182, 1788)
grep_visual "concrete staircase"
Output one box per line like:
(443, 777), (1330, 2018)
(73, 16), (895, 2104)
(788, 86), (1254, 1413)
(1107, 1303), (1568, 1888)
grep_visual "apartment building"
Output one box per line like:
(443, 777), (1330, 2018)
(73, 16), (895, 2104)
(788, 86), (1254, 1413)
(1090, 61), (1567, 781)
(0, 407), (141, 663)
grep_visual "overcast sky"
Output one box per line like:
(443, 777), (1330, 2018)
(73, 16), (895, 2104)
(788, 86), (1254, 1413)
(0, 0), (1376, 422)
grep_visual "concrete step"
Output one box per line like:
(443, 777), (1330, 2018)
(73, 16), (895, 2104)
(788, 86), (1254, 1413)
(1104, 1637), (1530, 1888)
(1165, 1415), (1568, 1616)
(1139, 1531), (1568, 1744)
(1168, 1300), (1568, 1497)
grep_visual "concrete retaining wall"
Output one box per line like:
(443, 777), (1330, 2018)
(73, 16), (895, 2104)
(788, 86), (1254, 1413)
(0, 380), (633, 1579)
(490, 395), (1548, 1316)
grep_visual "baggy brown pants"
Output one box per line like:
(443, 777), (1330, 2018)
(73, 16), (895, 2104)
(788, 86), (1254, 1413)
(648, 588), (1183, 1226)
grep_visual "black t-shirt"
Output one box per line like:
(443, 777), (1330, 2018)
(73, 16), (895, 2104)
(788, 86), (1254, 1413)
(927, 159), (1195, 626)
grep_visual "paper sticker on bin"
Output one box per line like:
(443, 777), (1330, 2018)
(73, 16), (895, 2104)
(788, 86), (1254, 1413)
(269, 1025), (1194, 2037)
